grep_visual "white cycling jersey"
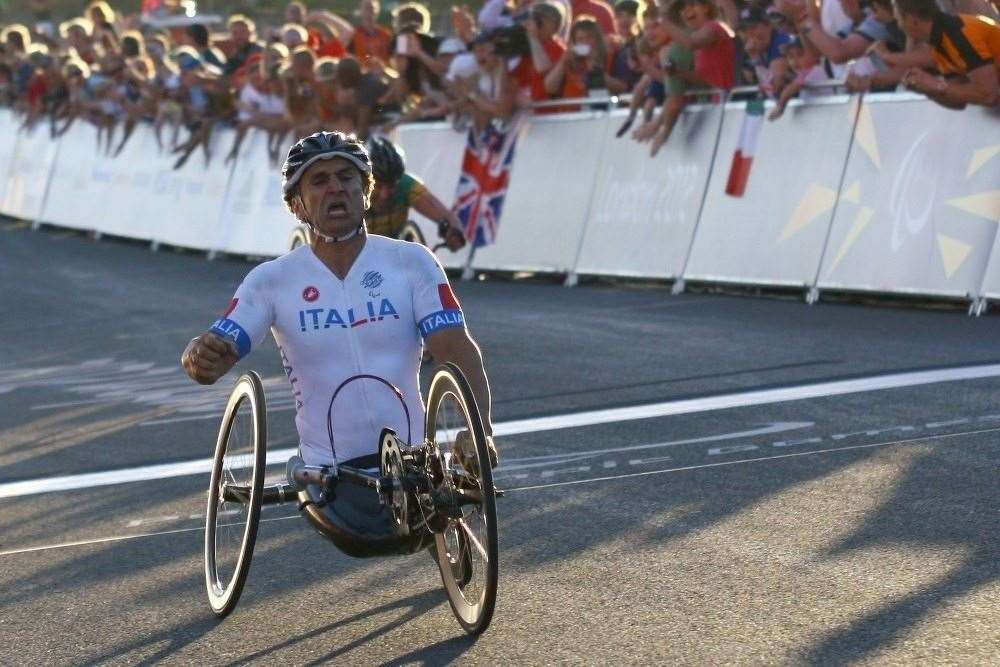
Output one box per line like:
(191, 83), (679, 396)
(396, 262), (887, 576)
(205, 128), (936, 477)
(209, 235), (465, 466)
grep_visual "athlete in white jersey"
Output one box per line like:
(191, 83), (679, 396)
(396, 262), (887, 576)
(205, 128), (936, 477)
(181, 131), (496, 468)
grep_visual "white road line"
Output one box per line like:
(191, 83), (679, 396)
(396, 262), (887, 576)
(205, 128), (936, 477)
(2, 362), (1000, 500)
(2, 426), (993, 558)
(503, 426), (1000, 492)
(0, 515), (299, 558)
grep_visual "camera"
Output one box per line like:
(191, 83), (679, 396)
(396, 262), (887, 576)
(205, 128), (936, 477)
(490, 25), (531, 58)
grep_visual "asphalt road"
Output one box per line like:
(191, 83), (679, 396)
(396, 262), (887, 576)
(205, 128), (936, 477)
(1, 220), (998, 665)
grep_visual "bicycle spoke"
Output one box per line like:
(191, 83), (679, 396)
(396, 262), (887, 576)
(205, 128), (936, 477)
(457, 518), (489, 561)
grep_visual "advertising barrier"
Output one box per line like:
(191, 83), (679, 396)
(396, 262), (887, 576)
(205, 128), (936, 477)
(0, 110), (19, 208)
(0, 121), (59, 222)
(2, 93), (999, 312)
(573, 103), (723, 280)
(683, 95), (857, 288)
(817, 96), (1000, 299)
(469, 112), (603, 273)
(394, 121), (471, 269)
(213, 128), (295, 257)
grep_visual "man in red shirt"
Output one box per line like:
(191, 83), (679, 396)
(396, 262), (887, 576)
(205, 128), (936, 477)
(350, 0), (393, 65)
(570, 0), (618, 39)
(511, 1), (568, 106)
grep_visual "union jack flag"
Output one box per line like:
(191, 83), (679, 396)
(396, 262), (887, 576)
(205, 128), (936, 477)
(452, 120), (520, 247)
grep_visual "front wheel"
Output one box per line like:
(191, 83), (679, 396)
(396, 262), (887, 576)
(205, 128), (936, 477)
(426, 363), (498, 635)
(204, 371), (267, 618)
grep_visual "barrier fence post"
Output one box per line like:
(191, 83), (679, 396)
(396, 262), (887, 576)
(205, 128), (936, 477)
(32, 131), (62, 231)
(565, 103), (616, 287)
(672, 90), (729, 295)
(805, 93), (863, 305)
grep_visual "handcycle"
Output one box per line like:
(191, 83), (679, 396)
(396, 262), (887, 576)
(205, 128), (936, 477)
(203, 363), (500, 634)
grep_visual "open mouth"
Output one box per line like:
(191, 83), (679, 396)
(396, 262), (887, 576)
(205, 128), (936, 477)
(326, 201), (348, 217)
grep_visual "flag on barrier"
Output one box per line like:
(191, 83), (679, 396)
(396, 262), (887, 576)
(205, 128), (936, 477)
(725, 98), (765, 198)
(452, 120), (519, 247)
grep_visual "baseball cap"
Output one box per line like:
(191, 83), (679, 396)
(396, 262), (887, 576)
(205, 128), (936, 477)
(738, 6), (768, 27)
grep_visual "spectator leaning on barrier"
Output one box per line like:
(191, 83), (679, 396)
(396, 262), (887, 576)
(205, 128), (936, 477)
(738, 5), (792, 98)
(607, 0), (645, 94)
(794, 0), (905, 75)
(615, 30), (667, 137)
(632, 0), (736, 157)
(767, 35), (828, 119)
(891, 0), (1000, 107)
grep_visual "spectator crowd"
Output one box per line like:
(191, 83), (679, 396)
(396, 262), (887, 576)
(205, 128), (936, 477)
(1, 0), (997, 167)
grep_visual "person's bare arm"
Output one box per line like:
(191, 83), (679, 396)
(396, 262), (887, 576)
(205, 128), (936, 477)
(423, 327), (494, 436)
(307, 10), (355, 44)
(907, 64), (999, 108)
(874, 41), (936, 69)
(544, 51), (570, 94)
(181, 332), (240, 385)
(768, 79), (802, 119)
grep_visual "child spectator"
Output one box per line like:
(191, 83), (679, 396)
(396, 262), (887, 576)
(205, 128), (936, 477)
(737, 5), (791, 98)
(607, 0), (645, 94)
(615, 34), (666, 137)
(767, 35), (827, 119)
(634, 0), (736, 156)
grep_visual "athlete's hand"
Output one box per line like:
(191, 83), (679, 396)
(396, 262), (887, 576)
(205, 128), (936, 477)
(182, 332), (240, 385)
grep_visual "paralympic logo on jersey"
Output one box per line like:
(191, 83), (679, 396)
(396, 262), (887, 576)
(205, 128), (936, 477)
(361, 270), (384, 297)
(298, 298), (400, 331)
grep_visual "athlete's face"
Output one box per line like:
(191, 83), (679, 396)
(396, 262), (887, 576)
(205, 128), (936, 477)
(296, 157), (368, 236)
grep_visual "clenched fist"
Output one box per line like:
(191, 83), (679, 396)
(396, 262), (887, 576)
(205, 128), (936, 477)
(181, 332), (240, 385)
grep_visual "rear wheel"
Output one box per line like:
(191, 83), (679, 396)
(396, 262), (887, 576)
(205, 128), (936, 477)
(204, 371), (267, 617)
(425, 363), (498, 635)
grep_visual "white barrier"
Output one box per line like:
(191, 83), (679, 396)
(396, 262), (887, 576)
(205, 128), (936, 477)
(0, 110), (19, 208)
(1, 121), (59, 222)
(469, 112), (604, 273)
(4, 94), (999, 311)
(683, 95), (857, 288)
(817, 95), (1000, 299)
(42, 122), (232, 248)
(572, 103), (722, 280)
(213, 128), (296, 256)
(393, 121), (470, 269)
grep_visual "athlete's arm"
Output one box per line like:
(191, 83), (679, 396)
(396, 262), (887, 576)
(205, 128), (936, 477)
(412, 190), (462, 231)
(424, 327), (494, 437)
(182, 269), (273, 385)
(181, 332), (240, 385)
